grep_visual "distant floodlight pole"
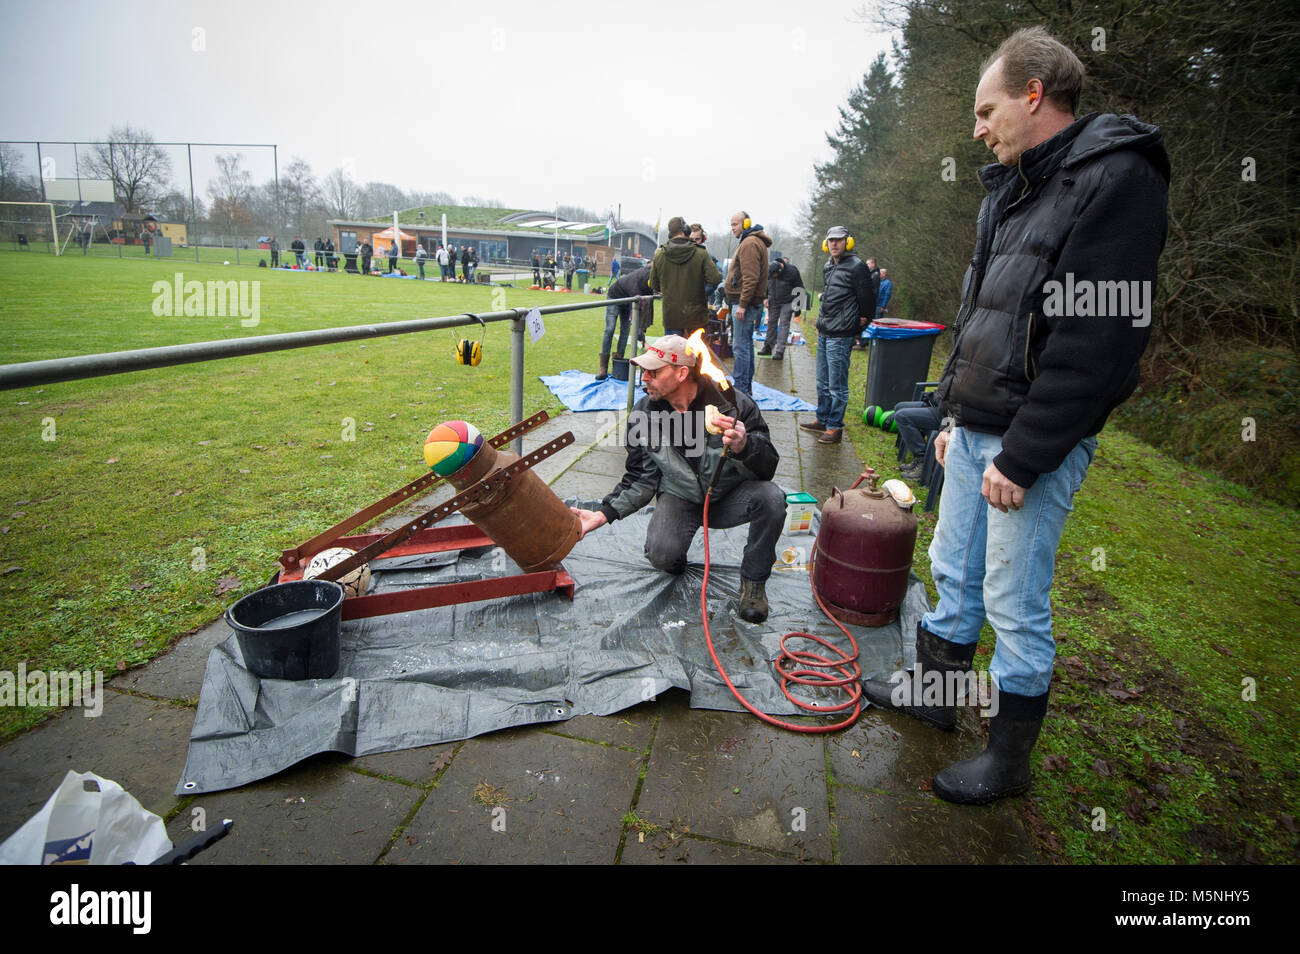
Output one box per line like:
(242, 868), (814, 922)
(441, 213), (447, 249)
(393, 210), (399, 255)
(553, 202), (558, 259)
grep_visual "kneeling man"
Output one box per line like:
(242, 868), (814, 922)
(570, 335), (785, 623)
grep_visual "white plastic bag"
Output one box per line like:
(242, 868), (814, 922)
(0, 770), (172, 865)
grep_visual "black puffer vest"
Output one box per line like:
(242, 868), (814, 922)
(937, 113), (1170, 483)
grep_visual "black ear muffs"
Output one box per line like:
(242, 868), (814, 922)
(454, 313), (486, 366)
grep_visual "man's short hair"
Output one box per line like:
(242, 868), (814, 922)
(982, 26), (1085, 115)
(667, 216), (688, 237)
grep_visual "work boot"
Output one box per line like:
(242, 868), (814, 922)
(932, 688), (1050, 804)
(757, 346), (772, 356)
(899, 461), (924, 481)
(818, 428), (842, 444)
(772, 350), (784, 361)
(595, 352), (610, 381)
(863, 624), (980, 731)
(737, 578), (769, 624)
(799, 419), (826, 432)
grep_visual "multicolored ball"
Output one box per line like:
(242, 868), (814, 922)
(423, 420), (484, 476)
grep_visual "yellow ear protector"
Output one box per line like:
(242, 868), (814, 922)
(453, 313), (485, 366)
(742, 212), (752, 230)
(822, 233), (855, 252)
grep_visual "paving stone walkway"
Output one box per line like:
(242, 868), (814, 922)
(0, 342), (1038, 864)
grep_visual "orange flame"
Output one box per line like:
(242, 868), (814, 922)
(686, 329), (730, 391)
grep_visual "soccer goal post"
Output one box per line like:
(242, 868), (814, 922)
(0, 201), (60, 254)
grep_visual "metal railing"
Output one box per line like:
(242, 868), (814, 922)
(0, 297), (655, 453)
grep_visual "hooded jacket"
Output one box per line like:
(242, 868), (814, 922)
(938, 112), (1170, 488)
(650, 237), (724, 332)
(767, 259), (805, 308)
(723, 225), (772, 307)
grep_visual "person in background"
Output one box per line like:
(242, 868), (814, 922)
(721, 210), (772, 397)
(894, 390), (944, 480)
(388, 241), (399, 275)
(802, 225), (873, 444)
(269, 236), (280, 268)
(877, 267), (893, 319)
(650, 216), (720, 339)
(314, 237), (325, 268)
(595, 265), (653, 380)
(859, 257), (882, 348)
(759, 252), (804, 362)
(415, 243), (428, 279)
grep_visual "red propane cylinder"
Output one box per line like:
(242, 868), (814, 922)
(811, 473), (917, 626)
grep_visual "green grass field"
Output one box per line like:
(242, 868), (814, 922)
(2, 250), (1297, 863)
(0, 251), (612, 730)
(839, 336), (1300, 864)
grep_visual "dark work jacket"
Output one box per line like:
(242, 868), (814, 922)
(818, 252), (875, 337)
(937, 112), (1170, 488)
(767, 260), (805, 308)
(608, 266), (652, 299)
(599, 376), (779, 523)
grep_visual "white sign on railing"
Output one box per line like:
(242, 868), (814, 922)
(525, 307), (545, 343)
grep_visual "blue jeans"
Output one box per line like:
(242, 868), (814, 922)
(922, 427), (1097, 696)
(731, 303), (756, 396)
(602, 301), (632, 356)
(814, 335), (855, 429)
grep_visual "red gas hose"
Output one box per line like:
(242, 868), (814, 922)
(700, 486), (864, 733)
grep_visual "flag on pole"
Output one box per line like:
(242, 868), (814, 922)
(606, 212), (616, 241)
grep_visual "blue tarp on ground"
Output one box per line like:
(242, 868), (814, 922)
(539, 370), (816, 413)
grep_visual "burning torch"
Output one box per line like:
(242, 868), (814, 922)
(686, 329), (738, 494)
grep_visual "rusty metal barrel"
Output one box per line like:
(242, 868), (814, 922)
(445, 443), (581, 572)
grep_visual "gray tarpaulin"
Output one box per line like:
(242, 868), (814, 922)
(176, 500), (928, 795)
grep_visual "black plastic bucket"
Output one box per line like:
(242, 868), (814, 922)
(225, 579), (344, 680)
(612, 356), (630, 381)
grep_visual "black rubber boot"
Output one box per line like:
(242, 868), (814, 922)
(738, 578), (768, 624)
(932, 688), (1049, 805)
(863, 624), (979, 730)
(594, 352), (610, 381)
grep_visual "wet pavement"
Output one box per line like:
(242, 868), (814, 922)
(0, 341), (1038, 864)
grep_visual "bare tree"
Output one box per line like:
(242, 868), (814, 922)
(280, 157), (322, 234)
(0, 144), (40, 202)
(207, 153), (253, 232)
(82, 125), (174, 213)
(356, 181), (409, 218)
(322, 166), (360, 220)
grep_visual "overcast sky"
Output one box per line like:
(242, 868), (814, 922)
(2, 0), (896, 236)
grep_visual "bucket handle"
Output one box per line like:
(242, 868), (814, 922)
(830, 486), (844, 509)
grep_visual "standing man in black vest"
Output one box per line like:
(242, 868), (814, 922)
(863, 26), (1170, 806)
